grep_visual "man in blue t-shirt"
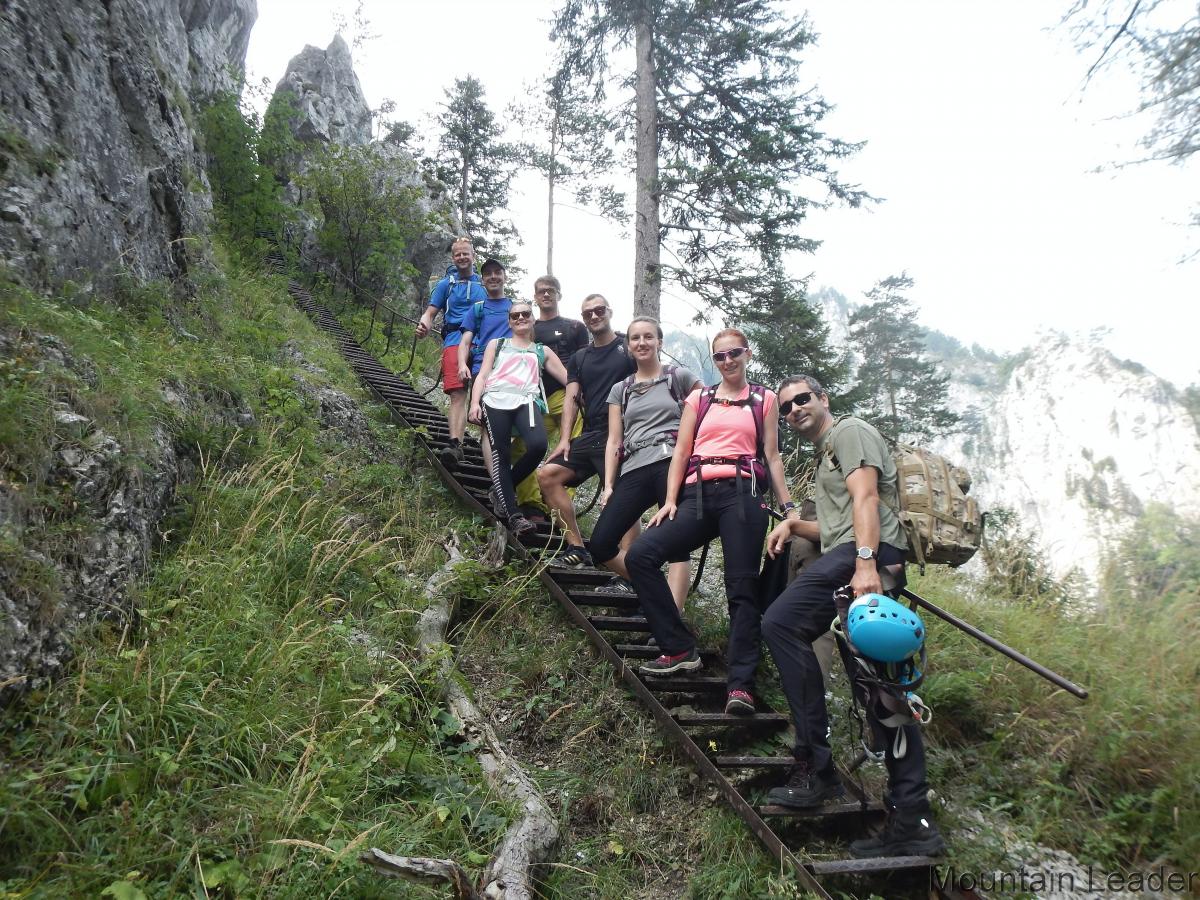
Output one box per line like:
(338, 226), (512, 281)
(416, 237), (487, 470)
(458, 258), (514, 478)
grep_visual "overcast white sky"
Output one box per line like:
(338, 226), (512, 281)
(246, 0), (1199, 386)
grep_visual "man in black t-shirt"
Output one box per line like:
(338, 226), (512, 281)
(537, 293), (635, 566)
(513, 275), (590, 518)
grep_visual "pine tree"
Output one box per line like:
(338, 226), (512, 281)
(513, 65), (627, 273)
(551, 0), (866, 319)
(847, 274), (959, 442)
(742, 275), (849, 405)
(434, 76), (519, 257)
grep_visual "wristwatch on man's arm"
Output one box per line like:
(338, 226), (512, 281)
(855, 546), (877, 561)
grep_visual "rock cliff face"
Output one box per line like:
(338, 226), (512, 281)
(929, 332), (1200, 582)
(0, 0), (256, 289)
(267, 36), (457, 306)
(818, 284), (1200, 583)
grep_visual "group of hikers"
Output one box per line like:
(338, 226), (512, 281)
(414, 236), (946, 860)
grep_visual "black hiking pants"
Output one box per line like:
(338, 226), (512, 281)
(626, 478), (767, 693)
(760, 540), (930, 811)
(482, 401), (547, 519)
(589, 458), (687, 566)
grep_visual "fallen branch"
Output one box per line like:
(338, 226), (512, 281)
(367, 526), (559, 900)
(360, 850), (482, 899)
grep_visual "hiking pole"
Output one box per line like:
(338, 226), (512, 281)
(899, 587), (1088, 699)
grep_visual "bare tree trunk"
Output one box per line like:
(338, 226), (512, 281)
(633, 4), (661, 319)
(460, 154), (470, 232)
(365, 530), (558, 900)
(547, 110), (559, 275)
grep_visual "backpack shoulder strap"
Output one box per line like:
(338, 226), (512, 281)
(534, 342), (546, 367)
(664, 365), (681, 404)
(693, 384), (719, 434)
(748, 383), (767, 461)
(619, 372), (639, 416)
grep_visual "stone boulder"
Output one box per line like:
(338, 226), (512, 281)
(0, 0), (256, 290)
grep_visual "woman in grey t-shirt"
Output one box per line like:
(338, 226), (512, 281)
(590, 317), (700, 609)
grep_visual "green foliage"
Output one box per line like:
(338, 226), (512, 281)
(741, 277), (850, 405)
(435, 76), (520, 258)
(299, 143), (430, 304)
(552, 0), (866, 317)
(1101, 502), (1200, 606)
(977, 506), (1080, 606)
(911, 566), (1198, 870)
(847, 273), (960, 442)
(1183, 384), (1200, 439)
(1066, 0), (1200, 168)
(199, 92), (293, 256)
(0, 247), (502, 897)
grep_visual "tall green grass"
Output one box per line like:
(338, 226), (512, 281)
(0, 251), (505, 897)
(912, 568), (1198, 869)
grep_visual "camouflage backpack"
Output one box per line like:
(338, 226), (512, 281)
(892, 443), (983, 572)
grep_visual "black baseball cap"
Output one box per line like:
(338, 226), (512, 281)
(480, 257), (506, 273)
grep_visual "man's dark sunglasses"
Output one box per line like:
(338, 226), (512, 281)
(582, 306), (610, 320)
(780, 393), (816, 415)
(509, 310), (533, 321)
(711, 346), (749, 363)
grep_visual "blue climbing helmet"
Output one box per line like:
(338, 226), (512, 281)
(846, 594), (925, 664)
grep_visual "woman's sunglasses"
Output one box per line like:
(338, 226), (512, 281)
(779, 393), (815, 416)
(509, 310), (533, 321)
(711, 346), (749, 363)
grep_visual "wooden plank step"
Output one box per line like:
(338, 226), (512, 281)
(713, 756), (793, 768)
(807, 855), (938, 876)
(587, 615), (649, 632)
(544, 567), (613, 585)
(642, 675), (725, 693)
(674, 712), (788, 726)
(758, 801), (884, 818)
(567, 591), (640, 609)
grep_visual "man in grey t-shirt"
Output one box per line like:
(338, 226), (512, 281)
(758, 374), (945, 859)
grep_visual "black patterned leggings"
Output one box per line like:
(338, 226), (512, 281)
(482, 401), (547, 518)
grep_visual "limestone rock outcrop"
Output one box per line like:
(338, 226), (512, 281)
(928, 331), (1200, 582)
(272, 34), (372, 149)
(266, 36), (457, 307)
(0, 0), (256, 289)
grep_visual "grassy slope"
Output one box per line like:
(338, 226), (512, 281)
(1, 252), (1194, 898)
(0, 255), (507, 897)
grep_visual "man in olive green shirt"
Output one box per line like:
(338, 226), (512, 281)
(759, 374), (945, 859)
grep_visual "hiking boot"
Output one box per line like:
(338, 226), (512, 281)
(438, 442), (464, 470)
(552, 545), (593, 568)
(849, 808), (946, 858)
(597, 576), (636, 595)
(508, 514), (537, 537)
(638, 648), (701, 676)
(766, 760), (844, 809)
(725, 689), (755, 716)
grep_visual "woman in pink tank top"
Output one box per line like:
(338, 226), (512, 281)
(625, 329), (797, 716)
